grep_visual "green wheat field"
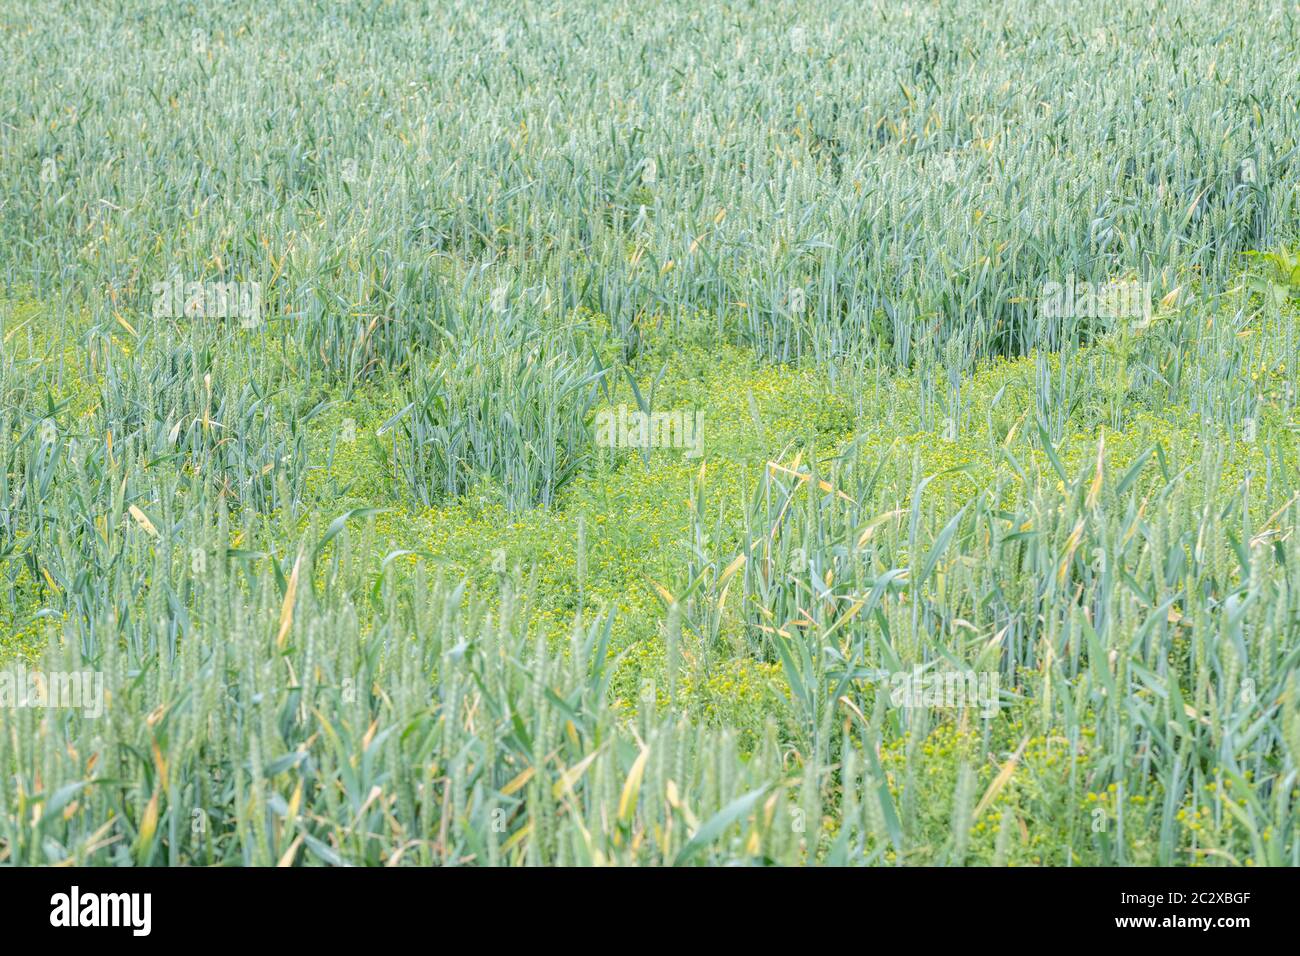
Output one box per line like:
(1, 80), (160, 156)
(1, 0), (1299, 867)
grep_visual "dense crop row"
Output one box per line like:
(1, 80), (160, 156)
(0, 0), (1298, 865)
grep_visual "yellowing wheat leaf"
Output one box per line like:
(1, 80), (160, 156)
(127, 504), (158, 537)
(617, 744), (650, 825)
(276, 553), (302, 649)
(973, 737), (1028, 819)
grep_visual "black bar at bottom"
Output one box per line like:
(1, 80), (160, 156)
(0, 865), (1283, 942)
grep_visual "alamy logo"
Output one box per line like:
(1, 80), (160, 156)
(50, 887), (151, 936)
(152, 275), (262, 327)
(888, 666), (1000, 719)
(594, 404), (703, 458)
(0, 664), (103, 718)
(1038, 274), (1151, 322)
